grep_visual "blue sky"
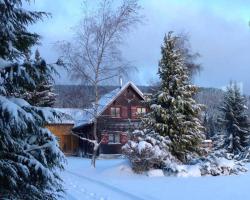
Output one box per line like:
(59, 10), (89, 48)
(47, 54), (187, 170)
(27, 0), (250, 93)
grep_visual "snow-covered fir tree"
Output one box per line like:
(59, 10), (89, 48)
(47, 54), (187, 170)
(0, 1), (64, 199)
(24, 49), (57, 107)
(217, 82), (250, 156)
(142, 32), (205, 163)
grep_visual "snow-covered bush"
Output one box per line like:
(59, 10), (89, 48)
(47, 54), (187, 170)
(163, 152), (247, 177)
(123, 129), (248, 176)
(122, 140), (165, 173)
(122, 130), (178, 173)
(200, 157), (247, 176)
(164, 163), (201, 177)
(189, 151), (247, 176)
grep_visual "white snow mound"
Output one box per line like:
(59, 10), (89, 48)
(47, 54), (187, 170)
(147, 169), (165, 177)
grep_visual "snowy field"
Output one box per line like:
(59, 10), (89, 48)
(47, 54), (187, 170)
(61, 157), (250, 200)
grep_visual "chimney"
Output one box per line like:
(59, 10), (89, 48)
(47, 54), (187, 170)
(119, 76), (123, 89)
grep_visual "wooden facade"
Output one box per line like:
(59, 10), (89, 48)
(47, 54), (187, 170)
(46, 124), (79, 155)
(74, 83), (147, 155)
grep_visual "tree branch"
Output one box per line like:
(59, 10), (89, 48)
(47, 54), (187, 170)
(25, 141), (54, 152)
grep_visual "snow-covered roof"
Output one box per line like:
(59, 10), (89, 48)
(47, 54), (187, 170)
(49, 82), (144, 128)
(51, 108), (94, 126)
(96, 81), (144, 117)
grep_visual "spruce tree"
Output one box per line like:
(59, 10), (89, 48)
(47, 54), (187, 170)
(218, 82), (250, 155)
(142, 32), (205, 163)
(25, 49), (57, 107)
(0, 1), (64, 199)
(0, 0), (46, 60)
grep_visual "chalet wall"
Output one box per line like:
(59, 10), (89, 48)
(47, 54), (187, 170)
(46, 124), (79, 155)
(100, 144), (122, 154)
(72, 84), (147, 155)
(97, 85), (145, 137)
(102, 85), (145, 119)
(97, 85), (146, 154)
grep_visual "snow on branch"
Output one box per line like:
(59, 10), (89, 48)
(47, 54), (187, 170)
(24, 141), (55, 153)
(71, 132), (103, 148)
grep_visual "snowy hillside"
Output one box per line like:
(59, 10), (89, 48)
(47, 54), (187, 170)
(61, 157), (250, 200)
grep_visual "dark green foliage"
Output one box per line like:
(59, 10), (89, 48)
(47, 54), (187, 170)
(0, 97), (65, 200)
(142, 32), (205, 163)
(218, 82), (250, 155)
(0, 0), (48, 96)
(0, 0), (64, 199)
(1, 49), (58, 107)
(0, 1), (56, 107)
(23, 50), (57, 107)
(0, 0), (47, 60)
(203, 114), (217, 139)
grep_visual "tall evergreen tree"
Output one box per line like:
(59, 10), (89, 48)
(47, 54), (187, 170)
(0, 0), (46, 60)
(25, 49), (57, 107)
(142, 32), (205, 163)
(0, 1), (64, 199)
(218, 82), (250, 155)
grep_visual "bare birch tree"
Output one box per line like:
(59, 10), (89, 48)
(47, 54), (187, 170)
(176, 32), (202, 79)
(57, 0), (142, 167)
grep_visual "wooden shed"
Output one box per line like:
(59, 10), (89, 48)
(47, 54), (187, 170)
(46, 123), (79, 155)
(46, 108), (87, 155)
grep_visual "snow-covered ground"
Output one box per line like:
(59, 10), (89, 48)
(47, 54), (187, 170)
(61, 157), (250, 200)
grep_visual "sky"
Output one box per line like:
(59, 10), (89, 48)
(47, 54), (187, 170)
(27, 0), (250, 94)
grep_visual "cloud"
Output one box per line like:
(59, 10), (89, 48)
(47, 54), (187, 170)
(25, 0), (250, 93)
(125, 0), (250, 93)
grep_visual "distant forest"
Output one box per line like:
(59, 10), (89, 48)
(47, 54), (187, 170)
(53, 85), (224, 115)
(54, 84), (250, 133)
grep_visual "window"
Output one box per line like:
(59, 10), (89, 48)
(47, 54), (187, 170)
(108, 133), (120, 144)
(110, 107), (121, 117)
(137, 107), (146, 115)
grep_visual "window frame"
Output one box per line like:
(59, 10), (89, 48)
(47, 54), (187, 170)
(108, 133), (120, 144)
(110, 107), (121, 118)
(136, 107), (146, 115)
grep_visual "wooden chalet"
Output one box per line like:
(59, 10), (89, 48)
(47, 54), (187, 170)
(73, 82), (147, 155)
(47, 82), (147, 156)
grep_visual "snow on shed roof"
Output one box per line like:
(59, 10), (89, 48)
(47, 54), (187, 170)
(50, 82), (144, 128)
(49, 108), (94, 127)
